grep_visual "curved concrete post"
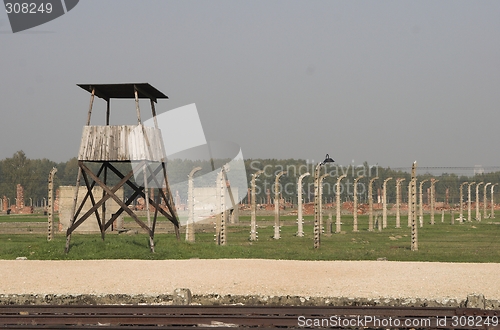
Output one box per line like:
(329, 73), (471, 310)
(186, 167), (202, 242)
(353, 176), (364, 232)
(407, 182), (412, 227)
(484, 183), (492, 219)
(430, 179), (439, 225)
(492, 184), (498, 219)
(468, 182), (475, 222)
(459, 182), (468, 223)
(395, 178), (405, 228)
(319, 173), (329, 233)
(335, 174), (347, 233)
(296, 172), (310, 237)
(410, 162), (418, 251)
(215, 169), (227, 245)
(476, 182), (484, 221)
(382, 177), (392, 228)
(47, 167), (58, 241)
(250, 170), (265, 241)
(419, 179), (429, 227)
(313, 164), (322, 248)
(273, 170), (287, 240)
(368, 177), (378, 231)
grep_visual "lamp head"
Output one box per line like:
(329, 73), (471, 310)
(321, 154), (335, 165)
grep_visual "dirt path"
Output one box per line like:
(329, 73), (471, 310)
(1, 259), (499, 301)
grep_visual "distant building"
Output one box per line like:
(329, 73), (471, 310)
(474, 165), (484, 175)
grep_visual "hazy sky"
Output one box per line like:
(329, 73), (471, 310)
(1, 0), (499, 169)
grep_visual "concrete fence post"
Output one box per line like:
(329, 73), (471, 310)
(353, 176), (364, 232)
(47, 167), (57, 241)
(419, 179), (429, 227)
(492, 183), (498, 219)
(335, 174), (347, 233)
(326, 212), (332, 235)
(459, 182), (468, 223)
(368, 177), (378, 232)
(186, 167), (202, 243)
(395, 178), (405, 228)
(250, 170), (264, 241)
(382, 177), (392, 229)
(484, 183), (492, 219)
(408, 181), (412, 227)
(319, 173), (329, 233)
(215, 168), (227, 245)
(430, 179), (439, 225)
(273, 171), (287, 240)
(476, 182), (484, 221)
(410, 162), (418, 251)
(296, 172), (310, 237)
(313, 164), (322, 248)
(468, 182), (476, 222)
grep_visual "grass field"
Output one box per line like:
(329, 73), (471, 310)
(0, 213), (50, 223)
(1, 213), (499, 262)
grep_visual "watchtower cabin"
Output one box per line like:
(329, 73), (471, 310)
(65, 83), (180, 253)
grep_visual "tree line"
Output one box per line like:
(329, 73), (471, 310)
(0, 151), (499, 206)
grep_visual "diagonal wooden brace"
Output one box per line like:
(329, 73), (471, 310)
(66, 162), (139, 236)
(106, 162), (177, 224)
(79, 162), (153, 236)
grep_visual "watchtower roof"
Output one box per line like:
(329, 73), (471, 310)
(77, 83), (168, 102)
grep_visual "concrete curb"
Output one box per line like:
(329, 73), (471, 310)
(1, 292), (499, 310)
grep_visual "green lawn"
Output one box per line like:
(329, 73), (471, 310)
(1, 213), (499, 262)
(0, 213), (50, 223)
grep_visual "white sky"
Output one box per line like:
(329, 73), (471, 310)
(0, 0), (499, 168)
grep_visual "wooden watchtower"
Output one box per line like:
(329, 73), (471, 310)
(65, 83), (180, 253)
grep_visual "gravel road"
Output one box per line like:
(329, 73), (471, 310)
(1, 259), (499, 301)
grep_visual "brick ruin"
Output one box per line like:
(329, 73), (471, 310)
(6, 184), (33, 214)
(2, 196), (7, 212)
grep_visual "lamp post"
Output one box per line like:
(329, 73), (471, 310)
(313, 154), (334, 248)
(492, 183), (498, 219)
(368, 177), (378, 232)
(476, 182), (484, 221)
(430, 179), (439, 225)
(419, 179), (429, 227)
(459, 182), (468, 223)
(395, 178), (405, 228)
(382, 177), (392, 228)
(296, 172), (310, 237)
(353, 176), (364, 232)
(273, 170), (287, 240)
(468, 182), (475, 222)
(484, 183), (491, 219)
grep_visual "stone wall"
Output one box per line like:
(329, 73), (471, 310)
(58, 186), (124, 232)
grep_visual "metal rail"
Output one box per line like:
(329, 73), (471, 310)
(0, 305), (499, 329)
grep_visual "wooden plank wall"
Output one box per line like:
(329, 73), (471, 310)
(78, 125), (166, 161)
